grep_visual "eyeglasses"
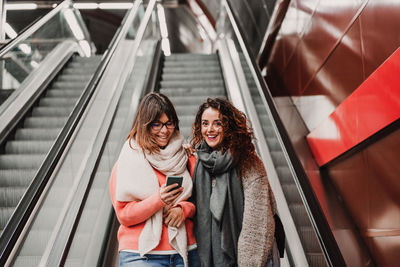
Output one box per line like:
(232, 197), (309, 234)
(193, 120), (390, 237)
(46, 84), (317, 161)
(150, 121), (175, 131)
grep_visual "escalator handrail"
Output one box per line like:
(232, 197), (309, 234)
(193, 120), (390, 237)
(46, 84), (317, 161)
(0, 0), (70, 58)
(97, 40), (162, 266)
(220, 0), (346, 266)
(0, 1), (143, 265)
(44, 1), (158, 265)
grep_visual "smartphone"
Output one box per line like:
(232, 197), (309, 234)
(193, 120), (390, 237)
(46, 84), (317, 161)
(166, 175), (183, 189)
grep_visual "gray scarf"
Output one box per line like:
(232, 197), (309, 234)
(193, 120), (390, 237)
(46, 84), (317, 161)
(193, 141), (244, 266)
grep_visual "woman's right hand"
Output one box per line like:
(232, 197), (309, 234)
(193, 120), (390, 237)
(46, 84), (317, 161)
(160, 184), (183, 205)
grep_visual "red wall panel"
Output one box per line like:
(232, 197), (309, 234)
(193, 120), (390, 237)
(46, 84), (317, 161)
(307, 48), (400, 166)
(264, 0), (400, 266)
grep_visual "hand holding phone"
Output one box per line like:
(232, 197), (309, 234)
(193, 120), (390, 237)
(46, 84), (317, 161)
(160, 176), (183, 205)
(166, 175), (183, 189)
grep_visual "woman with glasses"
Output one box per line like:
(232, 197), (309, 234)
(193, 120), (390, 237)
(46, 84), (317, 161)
(110, 93), (198, 267)
(189, 98), (280, 267)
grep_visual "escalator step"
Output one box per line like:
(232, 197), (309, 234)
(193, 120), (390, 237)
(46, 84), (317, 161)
(307, 252), (327, 267)
(0, 207), (14, 230)
(298, 226), (323, 253)
(289, 203), (313, 227)
(15, 128), (60, 140)
(46, 89), (83, 98)
(167, 53), (218, 60)
(174, 105), (204, 115)
(67, 62), (100, 67)
(261, 125), (275, 136)
(0, 154), (45, 169)
(24, 117), (67, 128)
(282, 183), (303, 204)
(162, 72), (223, 81)
(5, 141), (53, 154)
(257, 114), (271, 124)
(270, 151), (286, 167)
(0, 169), (36, 187)
(179, 126), (192, 139)
(31, 106), (73, 117)
(164, 61), (219, 68)
(178, 115), (196, 126)
(0, 187), (26, 207)
(275, 166), (293, 185)
(52, 81), (88, 89)
(0, 55), (101, 259)
(63, 68), (98, 75)
(39, 97), (78, 107)
(160, 87), (225, 96)
(57, 74), (94, 82)
(163, 66), (221, 74)
(266, 137), (280, 151)
(160, 79), (223, 88)
(251, 95), (264, 105)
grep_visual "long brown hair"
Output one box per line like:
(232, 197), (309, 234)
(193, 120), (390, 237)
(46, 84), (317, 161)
(190, 98), (255, 174)
(128, 92), (179, 153)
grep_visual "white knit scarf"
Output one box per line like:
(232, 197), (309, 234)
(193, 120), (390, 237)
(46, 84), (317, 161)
(116, 133), (192, 266)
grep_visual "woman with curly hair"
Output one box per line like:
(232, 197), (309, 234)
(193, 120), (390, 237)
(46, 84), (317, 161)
(190, 98), (280, 267)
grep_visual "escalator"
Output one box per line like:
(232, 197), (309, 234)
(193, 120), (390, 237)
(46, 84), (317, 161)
(57, 1), (337, 266)
(160, 52), (328, 266)
(238, 55), (327, 267)
(0, 55), (101, 233)
(0, 0), (347, 266)
(160, 53), (226, 136)
(3, 2), (152, 265)
(0, 1), (109, 265)
(60, 51), (229, 267)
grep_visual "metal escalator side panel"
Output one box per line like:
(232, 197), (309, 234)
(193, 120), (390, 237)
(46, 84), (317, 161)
(64, 47), (159, 266)
(0, 55), (102, 266)
(0, 40), (80, 144)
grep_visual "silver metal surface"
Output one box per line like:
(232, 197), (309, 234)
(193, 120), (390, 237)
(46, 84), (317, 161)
(0, 0), (70, 58)
(0, 40), (79, 134)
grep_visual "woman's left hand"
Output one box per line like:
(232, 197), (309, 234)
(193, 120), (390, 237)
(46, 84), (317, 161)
(183, 144), (195, 156)
(163, 206), (184, 227)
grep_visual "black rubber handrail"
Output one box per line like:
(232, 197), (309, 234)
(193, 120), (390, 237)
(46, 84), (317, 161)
(0, 2), (142, 265)
(223, 1), (346, 266)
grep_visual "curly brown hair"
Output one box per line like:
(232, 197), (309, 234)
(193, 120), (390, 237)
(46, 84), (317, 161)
(190, 98), (256, 174)
(128, 92), (179, 153)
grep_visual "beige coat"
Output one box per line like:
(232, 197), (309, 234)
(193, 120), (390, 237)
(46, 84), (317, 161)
(238, 155), (277, 267)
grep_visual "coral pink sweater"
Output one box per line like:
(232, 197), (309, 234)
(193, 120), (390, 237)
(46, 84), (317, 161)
(109, 155), (197, 252)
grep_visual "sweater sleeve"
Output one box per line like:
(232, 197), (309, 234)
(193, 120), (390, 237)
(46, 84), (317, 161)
(109, 164), (166, 227)
(175, 201), (195, 219)
(237, 159), (275, 267)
